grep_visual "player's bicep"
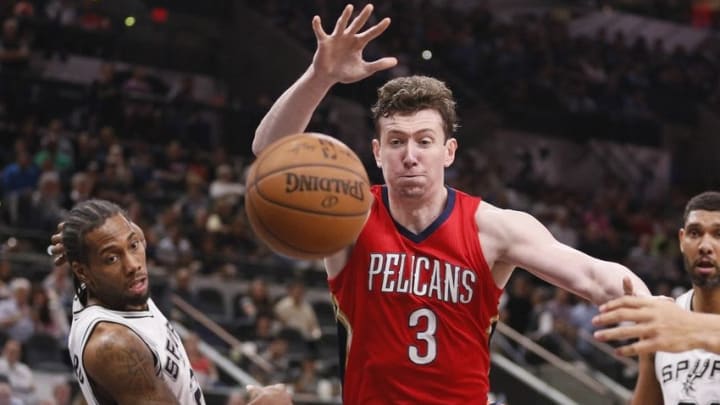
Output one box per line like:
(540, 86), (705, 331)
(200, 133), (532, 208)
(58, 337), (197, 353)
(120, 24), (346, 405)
(497, 210), (594, 290)
(630, 354), (663, 405)
(84, 323), (179, 405)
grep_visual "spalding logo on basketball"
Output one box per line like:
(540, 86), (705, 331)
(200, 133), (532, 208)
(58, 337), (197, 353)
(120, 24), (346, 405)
(245, 133), (372, 259)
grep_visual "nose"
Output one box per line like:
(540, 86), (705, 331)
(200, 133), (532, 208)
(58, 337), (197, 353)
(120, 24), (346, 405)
(123, 251), (143, 274)
(699, 234), (715, 256)
(402, 142), (419, 168)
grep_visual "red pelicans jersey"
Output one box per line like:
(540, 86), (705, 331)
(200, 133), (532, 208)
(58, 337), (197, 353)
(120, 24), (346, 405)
(328, 185), (503, 404)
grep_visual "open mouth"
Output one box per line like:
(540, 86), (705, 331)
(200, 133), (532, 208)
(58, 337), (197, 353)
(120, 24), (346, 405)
(128, 276), (147, 293)
(695, 258), (717, 274)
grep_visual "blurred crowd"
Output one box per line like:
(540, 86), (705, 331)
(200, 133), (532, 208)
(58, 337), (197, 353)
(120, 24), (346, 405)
(0, 0), (714, 403)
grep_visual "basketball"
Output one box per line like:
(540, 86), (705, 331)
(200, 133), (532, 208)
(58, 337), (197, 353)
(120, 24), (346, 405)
(245, 133), (372, 259)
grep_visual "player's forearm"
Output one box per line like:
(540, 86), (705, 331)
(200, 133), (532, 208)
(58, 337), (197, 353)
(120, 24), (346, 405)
(589, 260), (650, 304)
(252, 66), (336, 155)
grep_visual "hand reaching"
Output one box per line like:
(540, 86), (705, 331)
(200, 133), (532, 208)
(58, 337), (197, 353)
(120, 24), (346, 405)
(592, 295), (704, 356)
(311, 4), (397, 85)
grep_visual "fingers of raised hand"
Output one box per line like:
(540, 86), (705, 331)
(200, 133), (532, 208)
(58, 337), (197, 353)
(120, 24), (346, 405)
(357, 17), (391, 45)
(332, 4), (354, 36)
(346, 3), (373, 35)
(312, 15), (328, 40)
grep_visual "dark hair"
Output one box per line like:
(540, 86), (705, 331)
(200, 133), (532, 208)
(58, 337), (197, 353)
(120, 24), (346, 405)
(371, 76), (458, 139)
(683, 191), (720, 226)
(62, 199), (127, 305)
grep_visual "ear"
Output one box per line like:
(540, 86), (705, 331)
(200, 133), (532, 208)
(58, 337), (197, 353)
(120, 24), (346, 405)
(678, 228), (685, 253)
(444, 137), (458, 168)
(372, 138), (381, 168)
(71, 262), (89, 286)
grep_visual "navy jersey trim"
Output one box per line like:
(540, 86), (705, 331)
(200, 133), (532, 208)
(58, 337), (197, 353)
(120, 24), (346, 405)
(381, 185), (456, 244)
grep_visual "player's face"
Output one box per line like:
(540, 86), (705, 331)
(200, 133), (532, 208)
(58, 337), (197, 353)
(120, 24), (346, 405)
(679, 210), (720, 288)
(78, 214), (150, 310)
(372, 109), (457, 199)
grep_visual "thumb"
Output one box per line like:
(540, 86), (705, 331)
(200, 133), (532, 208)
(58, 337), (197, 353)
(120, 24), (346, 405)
(622, 276), (634, 296)
(365, 57), (398, 74)
(246, 385), (259, 399)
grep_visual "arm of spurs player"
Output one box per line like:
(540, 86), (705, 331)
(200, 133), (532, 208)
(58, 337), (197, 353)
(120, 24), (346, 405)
(479, 205), (650, 304)
(252, 4), (396, 155)
(630, 354), (663, 405)
(84, 322), (180, 405)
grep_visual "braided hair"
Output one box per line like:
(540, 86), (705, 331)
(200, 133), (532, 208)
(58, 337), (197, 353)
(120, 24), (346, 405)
(62, 199), (128, 305)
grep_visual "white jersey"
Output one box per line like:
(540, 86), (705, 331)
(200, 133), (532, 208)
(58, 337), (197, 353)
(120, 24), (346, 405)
(68, 297), (205, 405)
(655, 290), (720, 405)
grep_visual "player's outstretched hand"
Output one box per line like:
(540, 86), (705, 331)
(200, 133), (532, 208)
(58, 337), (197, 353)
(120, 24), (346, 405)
(311, 3), (397, 85)
(247, 384), (292, 405)
(49, 222), (66, 266)
(592, 295), (702, 356)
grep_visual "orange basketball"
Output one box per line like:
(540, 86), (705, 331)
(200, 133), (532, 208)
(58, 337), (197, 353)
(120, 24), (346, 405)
(245, 133), (372, 259)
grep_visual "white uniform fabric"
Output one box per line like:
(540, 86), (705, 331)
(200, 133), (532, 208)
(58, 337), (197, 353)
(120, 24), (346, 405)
(654, 290), (720, 405)
(68, 297), (205, 405)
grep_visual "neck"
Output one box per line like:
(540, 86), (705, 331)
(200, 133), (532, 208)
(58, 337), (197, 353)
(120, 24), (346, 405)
(87, 296), (149, 312)
(691, 286), (720, 314)
(387, 185), (448, 234)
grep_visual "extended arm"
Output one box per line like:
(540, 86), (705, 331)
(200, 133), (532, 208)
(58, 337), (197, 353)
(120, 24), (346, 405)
(251, 4), (396, 155)
(84, 322), (180, 405)
(479, 205), (650, 305)
(630, 354), (664, 405)
(593, 295), (720, 355)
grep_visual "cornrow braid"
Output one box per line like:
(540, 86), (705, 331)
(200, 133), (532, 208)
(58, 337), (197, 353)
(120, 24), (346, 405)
(62, 199), (128, 305)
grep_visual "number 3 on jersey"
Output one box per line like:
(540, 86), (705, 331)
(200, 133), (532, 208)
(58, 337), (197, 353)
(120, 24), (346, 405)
(408, 308), (437, 365)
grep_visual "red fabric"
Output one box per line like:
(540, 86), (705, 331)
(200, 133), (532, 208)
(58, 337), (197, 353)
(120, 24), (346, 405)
(329, 185), (502, 404)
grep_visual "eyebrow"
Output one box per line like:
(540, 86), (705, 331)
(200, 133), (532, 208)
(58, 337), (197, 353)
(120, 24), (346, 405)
(98, 231), (137, 255)
(386, 129), (437, 136)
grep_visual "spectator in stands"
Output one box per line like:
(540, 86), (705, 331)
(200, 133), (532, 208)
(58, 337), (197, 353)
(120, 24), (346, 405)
(34, 131), (73, 173)
(26, 171), (66, 231)
(51, 379), (72, 405)
(153, 140), (188, 191)
(501, 273), (534, 335)
(88, 64), (122, 129)
(174, 172), (209, 226)
(0, 375), (22, 405)
(240, 278), (274, 324)
(209, 164), (245, 201)
(0, 18), (30, 74)
(154, 224), (193, 268)
(29, 284), (68, 343)
(0, 278), (34, 343)
(2, 145), (39, 197)
(292, 355), (320, 395)
(68, 172), (94, 207)
(43, 264), (73, 309)
(274, 280), (321, 343)
(256, 333), (290, 384)
(45, 0), (78, 27)
(95, 143), (132, 202)
(0, 339), (34, 402)
(183, 332), (218, 389)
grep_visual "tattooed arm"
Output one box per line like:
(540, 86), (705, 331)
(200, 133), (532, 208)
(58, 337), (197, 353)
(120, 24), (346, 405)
(84, 322), (180, 405)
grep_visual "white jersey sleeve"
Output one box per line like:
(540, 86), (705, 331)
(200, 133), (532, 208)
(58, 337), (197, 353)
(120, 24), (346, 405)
(68, 297), (205, 405)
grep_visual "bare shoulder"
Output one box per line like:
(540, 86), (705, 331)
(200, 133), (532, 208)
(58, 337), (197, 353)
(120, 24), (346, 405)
(84, 322), (159, 393)
(475, 201), (532, 236)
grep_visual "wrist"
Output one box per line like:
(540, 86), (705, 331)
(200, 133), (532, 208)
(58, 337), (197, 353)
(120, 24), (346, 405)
(306, 65), (337, 91)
